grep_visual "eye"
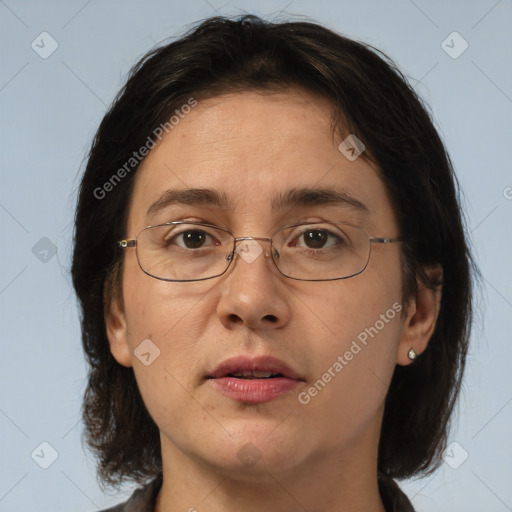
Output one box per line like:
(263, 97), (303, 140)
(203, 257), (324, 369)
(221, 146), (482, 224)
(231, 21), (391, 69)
(289, 227), (347, 250)
(165, 229), (220, 249)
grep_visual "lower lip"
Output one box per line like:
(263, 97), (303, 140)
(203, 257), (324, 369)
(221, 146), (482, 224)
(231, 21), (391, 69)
(208, 377), (300, 403)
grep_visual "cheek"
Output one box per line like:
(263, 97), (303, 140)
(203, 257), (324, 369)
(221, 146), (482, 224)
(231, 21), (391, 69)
(121, 268), (209, 389)
(296, 261), (403, 426)
(122, 266), (207, 343)
(305, 266), (403, 346)
(298, 300), (403, 445)
(121, 277), (211, 439)
(307, 279), (403, 377)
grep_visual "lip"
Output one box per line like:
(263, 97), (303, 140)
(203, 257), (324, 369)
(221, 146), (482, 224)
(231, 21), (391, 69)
(206, 355), (304, 404)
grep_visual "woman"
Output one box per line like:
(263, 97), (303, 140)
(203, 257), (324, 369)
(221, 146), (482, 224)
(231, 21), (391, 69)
(72, 15), (474, 512)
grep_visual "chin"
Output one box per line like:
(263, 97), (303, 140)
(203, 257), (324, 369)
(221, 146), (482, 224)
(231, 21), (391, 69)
(200, 420), (311, 477)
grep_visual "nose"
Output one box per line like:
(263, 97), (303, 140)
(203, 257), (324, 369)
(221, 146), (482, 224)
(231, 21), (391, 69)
(215, 237), (291, 330)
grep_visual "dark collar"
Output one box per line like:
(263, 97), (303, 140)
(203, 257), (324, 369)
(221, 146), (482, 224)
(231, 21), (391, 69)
(104, 472), (414, 512)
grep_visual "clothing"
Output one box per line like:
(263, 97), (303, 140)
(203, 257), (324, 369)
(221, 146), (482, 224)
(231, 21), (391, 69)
(100, 472), (415, 511)
(100, 474), (162, 512)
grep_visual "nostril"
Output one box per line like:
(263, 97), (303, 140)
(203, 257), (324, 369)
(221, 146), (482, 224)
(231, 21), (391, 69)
(264, 314), (278, 323)
(229, 313), (243, 324)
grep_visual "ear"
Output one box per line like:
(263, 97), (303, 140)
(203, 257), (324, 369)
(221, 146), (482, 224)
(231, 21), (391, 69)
(397, 265), (443, 366)
(105, 278), (133, 368)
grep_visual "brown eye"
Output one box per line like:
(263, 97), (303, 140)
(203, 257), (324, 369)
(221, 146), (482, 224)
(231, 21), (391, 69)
(303, 229), (329, 249)
(290, 228), (345, 250)
(164, 229), (217, 250)
(181, 230), (208, 249)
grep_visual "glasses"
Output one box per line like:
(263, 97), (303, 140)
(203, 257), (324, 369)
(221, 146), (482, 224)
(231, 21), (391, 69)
(118, 221), (402, 282)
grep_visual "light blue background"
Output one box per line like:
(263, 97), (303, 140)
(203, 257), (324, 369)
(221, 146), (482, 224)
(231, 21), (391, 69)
(1, 0), (511, 510)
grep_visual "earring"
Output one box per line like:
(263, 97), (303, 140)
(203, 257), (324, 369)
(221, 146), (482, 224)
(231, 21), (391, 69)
(408, 348), (417, 361)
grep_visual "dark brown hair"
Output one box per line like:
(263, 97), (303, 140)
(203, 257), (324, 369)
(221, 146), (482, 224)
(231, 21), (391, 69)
(71, 15), (475, 489)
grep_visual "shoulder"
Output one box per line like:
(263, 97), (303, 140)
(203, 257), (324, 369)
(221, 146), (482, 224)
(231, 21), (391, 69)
(98, 475), (163, 512)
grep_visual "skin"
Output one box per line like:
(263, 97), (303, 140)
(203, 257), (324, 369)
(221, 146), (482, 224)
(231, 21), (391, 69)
(106, 89), (441, 512)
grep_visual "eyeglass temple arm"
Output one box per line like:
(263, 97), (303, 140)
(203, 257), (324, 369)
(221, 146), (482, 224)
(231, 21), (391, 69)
(118, 240), (137, 248)
(369, 237), (402, 244)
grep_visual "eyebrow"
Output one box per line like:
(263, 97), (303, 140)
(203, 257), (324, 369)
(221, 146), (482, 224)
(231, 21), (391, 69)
(271, 187), (369, 214)
(146, 186), (370, 218)
(147, 188), (230, 218)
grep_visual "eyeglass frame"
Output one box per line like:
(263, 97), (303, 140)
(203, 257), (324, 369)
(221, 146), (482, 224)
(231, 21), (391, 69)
(117, 221), (402, 282)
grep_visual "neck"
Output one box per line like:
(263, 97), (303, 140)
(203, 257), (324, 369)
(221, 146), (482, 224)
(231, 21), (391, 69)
(154, 422), (386, 512)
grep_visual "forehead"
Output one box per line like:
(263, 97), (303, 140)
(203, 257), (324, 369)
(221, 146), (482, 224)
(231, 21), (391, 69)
(128, 89), (396, 233)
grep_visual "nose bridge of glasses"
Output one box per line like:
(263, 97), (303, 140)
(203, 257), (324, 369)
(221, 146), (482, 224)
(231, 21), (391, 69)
(234, 236), (272, 243)
(225, 236), (277, 265)
(235, 237), (273, 254)
(233, 236), (273, 255)
(234, 236), (272, 247)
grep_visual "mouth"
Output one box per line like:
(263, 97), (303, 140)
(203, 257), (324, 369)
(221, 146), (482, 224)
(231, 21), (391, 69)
(206, 356), (304, 404)
(222, 370), (285, 379)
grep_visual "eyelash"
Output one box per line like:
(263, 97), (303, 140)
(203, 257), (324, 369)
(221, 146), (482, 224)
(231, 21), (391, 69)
(162, 226), (347, 253)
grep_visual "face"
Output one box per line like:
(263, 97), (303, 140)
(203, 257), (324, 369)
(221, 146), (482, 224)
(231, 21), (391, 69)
(107, 89), (420, 480)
